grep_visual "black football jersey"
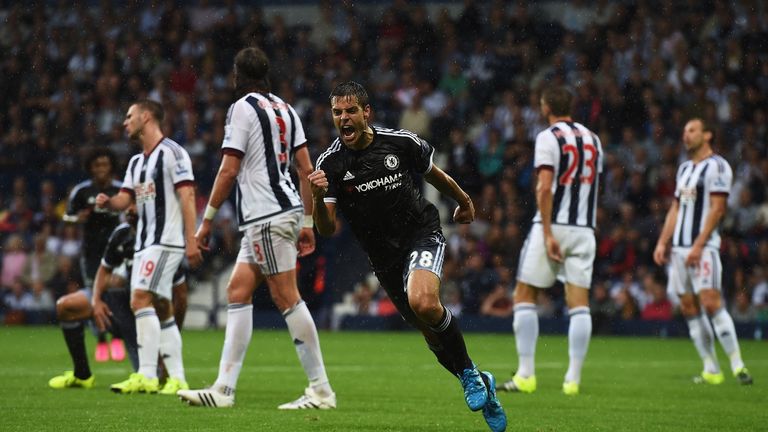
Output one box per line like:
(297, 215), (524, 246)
(101, 223), (135, 275)
(316, 126), (442, 269)
(66, 179), (123, 262)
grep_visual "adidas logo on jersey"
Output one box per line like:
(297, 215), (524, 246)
(343, 171), (355, 180)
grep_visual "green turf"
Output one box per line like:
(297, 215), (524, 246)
(1, 327), (766, 431)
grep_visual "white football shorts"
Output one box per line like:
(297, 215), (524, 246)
(667, 246), (722, 296)
(237, 211), (301, 276)
(517, 223), (595, 289)
(131, 246), (184, 300)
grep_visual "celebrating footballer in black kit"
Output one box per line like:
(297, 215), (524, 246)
(309, 81), (506, 432)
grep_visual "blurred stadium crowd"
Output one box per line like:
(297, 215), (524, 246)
(1, 0), (767, 330)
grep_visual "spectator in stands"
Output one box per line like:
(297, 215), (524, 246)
(20, 233), (58, 292)
(640, 272), (673, 321)
(614, 286), (640, 321)
(750, 267), (768, 320)
(731, 291), (756, 324)
(1, 235), (28, 291)
(590, 281), (616, 334)
(445, 127), (481, 196)
(480, 284), (514, 318)
(3, 278), (33, 323)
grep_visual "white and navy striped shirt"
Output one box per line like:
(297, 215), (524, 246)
(222, 92), (306, 230)
(533, 121), (603, 228)
(673, 154), (732, 249)
(121, 137), (194, 252)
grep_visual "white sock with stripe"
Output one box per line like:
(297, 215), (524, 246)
(135, 307), (160, 379)
(513, 303), (538, 378)
(565, 306), (591, 384)
(709, 308), (745, 372)
(159, 317), (185, 381)
(214, 304), (253, 395)
(687, 313), (720, 374)
(284, 300), (332, 397)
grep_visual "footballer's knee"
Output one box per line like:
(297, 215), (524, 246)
(55, 296), (72, 319)
(226, 263), (260, 304)
(56, 293), (88, 321)
(698, 289), (722, 316)
(407, 271), (443, 323)
(153, 297), (173, 321)
(565, 284), (590, 309)
(267, 273), (301, 312)
(679, 294), (699, 317)
(514, 282), (537, 304)
(407, 287), (442, 323)
(130, 290), (154, 312)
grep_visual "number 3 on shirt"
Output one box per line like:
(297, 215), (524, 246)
(275, 116), (288, 165)
(559, 143), (597, 186)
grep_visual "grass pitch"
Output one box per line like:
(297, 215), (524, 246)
(1, 326), (766, 431)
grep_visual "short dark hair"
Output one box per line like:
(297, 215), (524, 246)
(689, 117), (715, 142)
(329, 81), (370, 108)
(83, 147), (117, 174)
(235, 47), (270, 90)
(134, 99), (164, 123)
(541, 86), (573, 117)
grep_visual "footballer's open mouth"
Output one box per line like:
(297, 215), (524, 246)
(341, 125), (356, 141)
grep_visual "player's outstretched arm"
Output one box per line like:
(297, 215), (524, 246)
(308, 170), (337, 236)
(423, 164), (474, 223)
(654, 199), (679, 265)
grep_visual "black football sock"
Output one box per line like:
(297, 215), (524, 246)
(425, 338), (455, 375)
(429, 307), (473, 376)
(62, 321), (91, 379)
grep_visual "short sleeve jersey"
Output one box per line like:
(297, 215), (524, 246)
(222, 92), (306, 229)
(316, 126), (441, 269)
(533, 121), (603, 228)
(65, 179), (122, 263)
(673, 154), (732, 249)
(121, 137), (195, 252)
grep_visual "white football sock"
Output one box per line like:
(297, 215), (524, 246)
(513, 303), (538, 378)
(565, 307), (592, 384)
(214, 304), (253, 395)
(284, 300), (332, 396)
(687, 313), (720, 374)
(709, 308), (745, 372)
(159, 318), (185, 381)
(135, 307), (160, 379)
